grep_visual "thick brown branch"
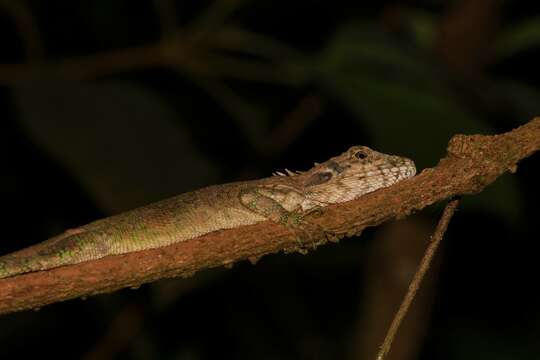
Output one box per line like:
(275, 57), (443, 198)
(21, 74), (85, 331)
(0, 118), (539, 314)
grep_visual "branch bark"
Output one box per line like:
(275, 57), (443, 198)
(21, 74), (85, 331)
(1, 118), (539, 315)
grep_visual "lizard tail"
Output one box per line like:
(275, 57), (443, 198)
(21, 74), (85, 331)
(0, 230), (97, 279)
(0, 252), (52, 279)
(0, 253), (37, 279)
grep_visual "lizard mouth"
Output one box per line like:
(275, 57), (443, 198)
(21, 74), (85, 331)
(387, 156), (416, 180)
(403, 159), (416, 178)
(393, 157), (416, 179)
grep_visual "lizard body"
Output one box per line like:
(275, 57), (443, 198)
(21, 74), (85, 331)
(0, 146), (415, 279)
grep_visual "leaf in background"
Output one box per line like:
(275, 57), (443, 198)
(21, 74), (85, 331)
(13, 76), (218, 213)
(494, 16), (540, 60)
(314, 23), (488, 161)
(401, 8), (438, 49)
(493, 79), (540, 118)
(311, 22), (522, 222)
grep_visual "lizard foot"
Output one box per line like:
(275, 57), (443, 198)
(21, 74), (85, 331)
(282, 209), (330, 253)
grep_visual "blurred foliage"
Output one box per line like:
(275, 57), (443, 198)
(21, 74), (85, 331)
(14, 79), (219, 212)
(494, 15), (540, 60)
(9, 2), (530, 221)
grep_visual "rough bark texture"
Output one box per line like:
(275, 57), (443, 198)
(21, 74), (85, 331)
(1, 118), (539, 315)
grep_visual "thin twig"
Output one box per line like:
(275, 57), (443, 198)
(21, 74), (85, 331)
(376, 198), (460, 360)
(262, 95), (323, 156)
(210, 26), (304, 61)
(0, 0), (43, 61)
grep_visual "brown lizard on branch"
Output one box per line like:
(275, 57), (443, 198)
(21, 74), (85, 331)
(1, 118), (539, 314)
(0, 146), (416, 279)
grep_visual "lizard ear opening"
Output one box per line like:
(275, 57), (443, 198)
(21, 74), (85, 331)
(304, 171), (333, 186)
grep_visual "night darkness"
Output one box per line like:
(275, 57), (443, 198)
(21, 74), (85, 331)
(1, 1), (540, 359)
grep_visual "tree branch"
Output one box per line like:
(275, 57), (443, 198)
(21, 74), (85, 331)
(1, 118), (539, 315)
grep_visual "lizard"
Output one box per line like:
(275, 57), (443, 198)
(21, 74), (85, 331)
(0, 146), (416, 279)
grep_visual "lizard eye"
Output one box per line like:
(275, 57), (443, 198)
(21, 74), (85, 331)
(354, 151), (367, 159)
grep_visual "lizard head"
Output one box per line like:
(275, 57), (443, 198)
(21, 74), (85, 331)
(299, 145), (416, 205)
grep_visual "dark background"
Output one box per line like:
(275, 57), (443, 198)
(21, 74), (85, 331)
(1, 0), (539, 359)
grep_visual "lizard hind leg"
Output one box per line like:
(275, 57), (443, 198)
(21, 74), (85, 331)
(283, 206), (336, 251)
